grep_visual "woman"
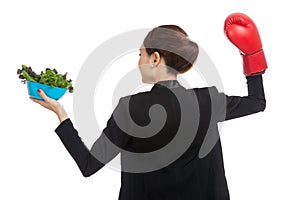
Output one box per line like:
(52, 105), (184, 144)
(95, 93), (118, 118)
(31, 13), (267, 200)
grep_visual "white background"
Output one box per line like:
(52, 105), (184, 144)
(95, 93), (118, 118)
(1, 0), (299, 199)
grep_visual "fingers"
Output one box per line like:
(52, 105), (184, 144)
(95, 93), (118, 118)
(29, 96), (48, 107)
(29, 89), (61, 113)
(29, 96), (39, 103)
(37, 89), (49, 102)
(30, 96), (42, 103)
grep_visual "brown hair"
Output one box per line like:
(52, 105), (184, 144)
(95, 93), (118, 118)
(143, 25), (199, 75)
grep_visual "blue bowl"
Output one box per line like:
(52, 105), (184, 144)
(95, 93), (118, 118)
(27, 81), (67, 100)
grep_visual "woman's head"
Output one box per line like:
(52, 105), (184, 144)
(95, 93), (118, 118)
(138, 25), (199, 84)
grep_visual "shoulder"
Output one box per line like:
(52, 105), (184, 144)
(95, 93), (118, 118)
(193, 86), (218, 92)
(192, 86), (218, 97)
(194, 86), (225, 96)
(115, 90), (152, 112)
(119, 90), (151, 102)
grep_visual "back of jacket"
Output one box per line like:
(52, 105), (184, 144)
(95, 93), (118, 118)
(55, 76), (265, 200)
(112, 80), (229, 199)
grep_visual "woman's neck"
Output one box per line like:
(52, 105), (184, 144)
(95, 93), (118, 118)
(153, 75), (177, 84)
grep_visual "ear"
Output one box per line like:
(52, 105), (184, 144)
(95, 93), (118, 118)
(152, 51), (161, 66)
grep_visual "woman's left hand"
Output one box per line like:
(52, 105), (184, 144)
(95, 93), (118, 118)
(30, 89), (69, 123)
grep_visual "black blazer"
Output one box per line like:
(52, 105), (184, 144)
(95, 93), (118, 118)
(55, 75), (266, 200)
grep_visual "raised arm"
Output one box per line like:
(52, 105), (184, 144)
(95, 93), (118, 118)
(210, 74), (266, 122)
(226, 12), (268, 120)
(227, 74), (266, 120)
(210, 12), (267, 122)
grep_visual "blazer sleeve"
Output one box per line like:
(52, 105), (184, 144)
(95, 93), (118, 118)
(55, 97), (131, 177)
(209, 74), (266, 122)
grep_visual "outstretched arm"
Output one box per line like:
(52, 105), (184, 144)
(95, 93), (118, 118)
(31, 89), (104, 177)
(55, 118), (105, 177)
(31, 90), (130, 177)
(54, 97), (131, 177)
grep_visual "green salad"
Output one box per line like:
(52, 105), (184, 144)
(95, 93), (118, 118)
(17, 64), (74, 93)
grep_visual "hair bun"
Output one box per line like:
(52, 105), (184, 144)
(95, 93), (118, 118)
(143, 25), (199, 74)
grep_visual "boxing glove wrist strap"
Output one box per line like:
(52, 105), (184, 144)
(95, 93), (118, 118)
(241, 49), (268, 76)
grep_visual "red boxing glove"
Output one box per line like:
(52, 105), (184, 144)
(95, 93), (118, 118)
(224, 12), (268, 76)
